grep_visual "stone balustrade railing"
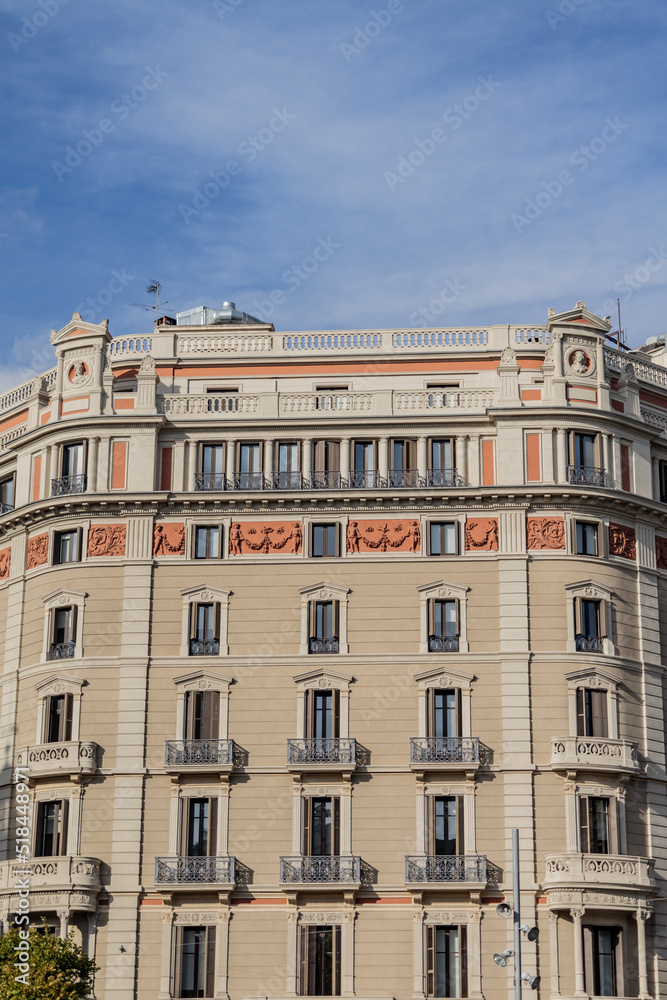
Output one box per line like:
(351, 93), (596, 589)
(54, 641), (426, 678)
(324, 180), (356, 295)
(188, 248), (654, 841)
(543, 853), (656, 889)
(0, 856), (102, 891)
(16, 741), (98, 777)
(550, 736), (639, 773)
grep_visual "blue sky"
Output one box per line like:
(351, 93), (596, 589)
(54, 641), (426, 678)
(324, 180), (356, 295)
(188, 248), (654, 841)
(1, 0), (666, 386)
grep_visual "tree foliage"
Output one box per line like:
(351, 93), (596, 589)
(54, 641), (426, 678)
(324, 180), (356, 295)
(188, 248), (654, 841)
(0, 920), (98, 1000)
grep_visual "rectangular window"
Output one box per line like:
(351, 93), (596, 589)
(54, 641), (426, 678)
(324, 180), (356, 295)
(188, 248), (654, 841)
(45, 693), (73, 743)
(575, 521), (599, 556)
(429, 522), (457, 555)
(182, 797), (218, 857)
(305, 797), (340, 856)
(49, 606), (76, 659)
(53, 529), (81, 565)
(427, 925), (467, 999)
(61, 442), (85, 478)
(351, 440), (376, 487)
(568, 432), (605, 485)
(428, 599), (459, 652)
(198, 444), (225, 490)
(189, 603), (220, 655)
(429, 439), (456, 487)
(178, 925), (216, 999)
(389, 439), (417, 486)
(0, 474), (14, 512)
(184, 691), (220, 741)
(306, 689), (340, 740)
(620, 444), (631, 492)
(427, 689), (461, 739)
(238, 442), (262, 488)
(311, 523), (339, 558)
(584, 926), (622, 998)
(574, 598), (607, 652)
(299, 925), (341, 997)
(276, 442), (301, 488)
(309, 601), (339, 654)
(576, 688), (609, 738)
(430, 796), (463, 856)
(35, 800), (68, 857)
(580, 796), (617, 854)
(194, 526), (221, 559)
(312, 441), (341, 488)
(660, 461), (667, 504)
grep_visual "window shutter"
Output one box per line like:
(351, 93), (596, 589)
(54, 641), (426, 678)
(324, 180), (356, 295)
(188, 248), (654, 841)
(427, 796), (435, 854)
(314, 440), (325, 471)
(58, 799), (69, 856)
(592, 690), (608, 738)
(407, 439), (416, 469)
(454, 599), (461, 637)
(428, 598), (436, 637)
(309, 601), (317, 638)
(189, 603), (198, 641)
(303, 798), (311, 855)
(568, 431), (575, 466)
(599, 600), (609, 638)
(333, 925), (341, 996)
(579, 796), (589, 853)
(64, 693), (73, 742)
(456, 689), (462, 739)
(329, 441), (340, 472)
(70, 605), (78, 645)
(614, 927), (625, 997)
(460, 926), (468, 999)
(210, 693), (220, 741)
(200, 692), (211, 741)
(213, 602), (221, 641)
(571, 518), (579, 553)
(426, 925), (435, 998)
(456, 796), (465, 854)
(205, 926), (216, 998)
(299, 926), (308, 997)
(333, 689), (340, 738)
(185, 692), (195, 740)
(574, 597), (583, 636)
(426, 689), (433, 739)
(595, 434), (603, 469)
(332, 600), (340, 639)
(334, 522), (341, 557)
(332, 797), (340, 855)
(181, 798), (189, 855)
(208, 798), (218, 857)
(174, 927), (184, 994)
(75, 527), (83, 561)
(576, 689), (586, 737)
(609, 797), (619, 854)
(305, 691), (314, 740)
(583, 925), (594, 997)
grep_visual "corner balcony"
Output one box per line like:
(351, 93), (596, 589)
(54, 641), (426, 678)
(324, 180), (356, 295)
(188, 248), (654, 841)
(164, 739), (234, 774)
(286, 738), (356, 773)
(50, 474), (87, 497)
(410, 737), (479, 772)
(0, 856), (101, 896)
(280, 855), (361, 891)
(16, 741), (98, 779)
(575, 635), (604, 652)
(567, 465), (608, 488)
(48, 641), (76, 660)
(154, 855), (236, 892)
(405, 854), (487, 891)
(543, 853), (656, 895)
(550, 736), (640, 775)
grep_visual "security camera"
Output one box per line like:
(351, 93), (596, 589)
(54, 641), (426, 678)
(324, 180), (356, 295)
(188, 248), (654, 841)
(496, 902), (512, 918)
(520, 924), (539, 942)
(494, 950), (513, 968)
(522, 973), (540, 990)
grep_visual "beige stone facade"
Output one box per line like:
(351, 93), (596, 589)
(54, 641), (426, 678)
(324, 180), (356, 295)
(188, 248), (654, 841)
(1, 301), (667, 999)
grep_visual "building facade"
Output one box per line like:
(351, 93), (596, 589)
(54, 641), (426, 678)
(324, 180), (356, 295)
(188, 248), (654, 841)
(0, 299), (666, 999)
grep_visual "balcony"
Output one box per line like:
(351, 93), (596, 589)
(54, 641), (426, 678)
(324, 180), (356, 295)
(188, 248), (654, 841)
(405, 855), (487, 889)
(51, 474), (87, 497)
(550, 736), (640, 775)
(426, 468), (466, 488)
(48, 641), (75, 660)
(308, 637), (339, 654)
(164, 739), (234, 774)
(229, 472), (265, 490)
(0, 856), (101, 896)
(194, 472), (225, 491)
(16, 741), (97, 779)
(543, 853), (656, 893)
(387, 469), (421, 488)
(0, 502), (13, 515)
(154, 855), (236, 889)
(189, 639), (220, 656)
(348, 469), (382, 489)
(410, 737), (479, 771)
(567, 465), (609, 488)
(269, 471), (304, 490)
(287, 738), (356, 772)
(309, 470), (343, 489)
(575, 635), (604, 653)
(280, 855), (361, 891)
(428, 636), (459, 653)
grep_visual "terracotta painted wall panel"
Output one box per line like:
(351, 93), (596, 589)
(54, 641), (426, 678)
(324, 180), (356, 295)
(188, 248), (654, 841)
(159, 446), (172, 491)
(482, 439), (495, 485)
(111, 441), (127, 490)
(32, 454), (41, 502)
(525, 432), (541, 482)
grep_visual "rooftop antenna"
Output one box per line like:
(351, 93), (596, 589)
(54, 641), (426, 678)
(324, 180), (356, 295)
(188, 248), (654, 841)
(617, 297), (622, 349)
(130, 282), (184, 327)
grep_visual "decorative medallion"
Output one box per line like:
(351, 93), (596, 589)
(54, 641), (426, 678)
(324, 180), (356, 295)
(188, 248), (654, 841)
(68, 361), (92, 387)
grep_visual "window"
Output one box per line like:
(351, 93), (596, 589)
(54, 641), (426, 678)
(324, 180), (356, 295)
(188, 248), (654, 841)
(577, 688), (608, 737)
(194, 526), (222, 559)
(580, 796), (617, 854)
(309, 601), (339, 654)
(584, 926), (622, 998)
(178, 925), (216, 999)
(568, 432), (606, 486)
(276, 442), (301, 489)
(350, 441), (377, 488)
(189, 603), (220, 656)
(660, 460), (667, 503)
(427, 925), (467, 999)
(305, 797), (340, 856)
(389, 440), (418, 487)
(312, 441), (341, 489)
(429, 439), (456, 487)
(575, 520), (599, 556)
(299, 925), (341, 997)
(428, 599), (459, 652)
(35, 800), (68, 857)
(305, 689), (340, 739)
(311, 523), (340, 558)
(238, 443), (263, 489)
(44, 693), (73, 743)
(53, 529), (82, 565)
(574, 598), (606, 652)
(184, 691), (220, 741)
(427, 689), (461, 739)
(0, 474), (14, 512)
(49, 606), (76, 659)
(429, 522), (458, 556)
(53, 442), (87, 495)
(429, 796), (463, 856)
(197, 444), (225, 491)
(183, 797), (218, 857)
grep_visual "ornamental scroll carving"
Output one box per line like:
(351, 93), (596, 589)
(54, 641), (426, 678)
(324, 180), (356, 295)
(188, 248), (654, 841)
(526, 517), (565, 550)
(27, 533), (49, 569)
(0, 546), (10, 580)
(608, 523), (636, 560)
(464, 518), (498, 551)
(153, 523), (185, 556)
(229, 521), (302, 555)
(346, 519), (420, 554)
(656, 536), (667, 570)
(87, 524), (126, 557)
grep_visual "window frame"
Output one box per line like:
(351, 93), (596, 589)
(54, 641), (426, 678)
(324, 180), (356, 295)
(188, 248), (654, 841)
(41, 589), (87, 662)
(426, 923), (468, 999)
(310, 522), (341, 558)
(572, 519), (601, 557)
(418, 581), (470, 654)
(34, 674), (85, 744)
(180, 586), (231, 657)
(565, 581), (614, 655)
(193, 524), (224, 560)
(428, 521), (459, 556)
(0, 472), (15, 512)
(52, 527), (83, 566)
(299, 584), (350, 655)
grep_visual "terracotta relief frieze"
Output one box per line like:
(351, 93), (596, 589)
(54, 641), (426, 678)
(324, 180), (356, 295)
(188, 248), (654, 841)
(87, 524), (126, 557)
(527, 517), (565, 550)
(346, 519), (420, 554)
(0, 547), (10, 579)
(608, 523), (636, 560)
(229, 521), (302, 555)
(464, 518), (498, 551)
(27, 533), (49, 569)
(153, 522), (185, 556)
(657, 536), (667, 570)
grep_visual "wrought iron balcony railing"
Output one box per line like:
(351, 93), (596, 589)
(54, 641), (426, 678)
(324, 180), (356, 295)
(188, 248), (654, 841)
(428, 635), (459, 652)
(386, 469), (421, 488)
(51, 474), (87, 497)
(0, 502), (13, 514)
(287, 738), (356, 767)
(189, 639), (220, 656)
(229, 472), (265, 491)
(309, 471), (343, 489)
(164, 739), (234, 768)
(410, 737), (479, 765)
(269, 471), (304, 490)
(49, 642), (75, 660)
(575, 635), (604, 653)
(154, 855), (235, 885)
(348, 469), (382, 489)
(426, 468), (466, 488)
(194, 473), (225, 491)
(280, 855), (361, 884)
(405, 854), (487, 884)
(308, 637), (339, 654)
(567, 465), (608, 488)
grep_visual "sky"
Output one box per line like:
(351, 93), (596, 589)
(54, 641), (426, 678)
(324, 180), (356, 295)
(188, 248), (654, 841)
(1, 0), (666, 388)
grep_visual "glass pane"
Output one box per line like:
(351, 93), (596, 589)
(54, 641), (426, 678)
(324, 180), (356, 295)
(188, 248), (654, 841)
(279, 443), (298, 472)
(582, 600), (599, 637)
(435, 927), (459, 998)
(47, 696), (65, 742)
(311, 799), (332, 856)
(430, 524), (442, 555)
(202, 445), (224, 475)
(444, 601), (457, 637)
(0, 478), (14, 507)
(63, 443), (84, 477)
(187, 799), (209, 856)
(181, 927), (206, 997)
(443, 523), (456, 554)
(54, 609), (72, 644)
(594, 928), (616, 997)
(353, 442), (372, 470)
(433, 691), (457, 739)
(434, 797), (457, 856)
(431, 440), (452, 472)
(196, 604), (214, 639)
(589, 798), (609, 854)
(316, 602), (333, 638)
(240, 444), (260, 474)
(313, 526), (324, 557)
(313, 692), (333, 739)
